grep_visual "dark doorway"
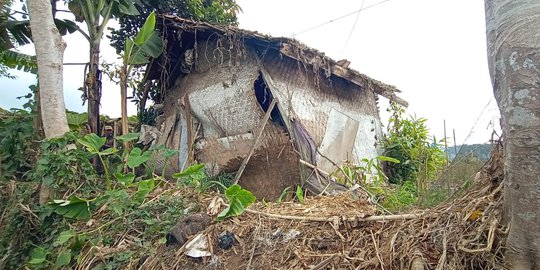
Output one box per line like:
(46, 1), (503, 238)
(253, 71), (285, 127)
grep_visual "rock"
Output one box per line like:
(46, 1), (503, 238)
(166, 213), (212, 246)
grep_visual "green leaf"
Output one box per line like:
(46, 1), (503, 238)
(162, 148), (179, 159)
(28, 246), (48, 265)
(134, 12), (156, 45)
(173, 163), (205, 178)
(217, 184), (255, 220)
(116, 0), (140, 16)
(3, 19), (32, 47)
(100, 147), (119, 155)
(77, 133), (105, 153)
(116, 132), (141, 143)
(0, 50), (37, 73)
(127, 147), (152, 168)
(115, 172), (135, 186)
(296, 185), (304, 203)
(54, 18), (79, 35)
(50, 196), (92, 220)
(277, 186), (291, 203)
(66, 112), (88, 127)
(134, 178), (155, 203)
(376, 155), (401, 163)
(53, 230), (75, 247)
(128, 32), (163, 64)
(55, 250), (71, 267)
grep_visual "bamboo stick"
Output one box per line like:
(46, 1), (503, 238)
(233, 98), (278, 185)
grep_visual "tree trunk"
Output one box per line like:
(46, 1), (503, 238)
(120, 65), (129, 145)
(87, 42), (101, 136)
(28, 0), (69, 204)
(28, 0), (69, 138)
(485, 0), (540, 268)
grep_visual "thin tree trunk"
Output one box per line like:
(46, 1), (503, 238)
(28, 0), (69, 204)
(120, 65), (129, 153)
(485, 0), (540, 268)
(87, 42), (101, 136)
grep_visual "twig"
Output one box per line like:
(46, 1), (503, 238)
(435, 232), (447, 270)
(310, 254), (338, 270)
(370, 230), (385, 270)
(313, 151), (393, 215)
(233, 98), (278, 184)
(458, 218), (498, 253)
(299, 159), (331, 176)
(246, 215), (263, 270)
(246, 243), (256, 270)
(184, 95), (194, 165)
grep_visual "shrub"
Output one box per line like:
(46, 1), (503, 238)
(383, 102), (446, 192)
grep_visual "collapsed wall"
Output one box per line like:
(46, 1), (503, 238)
(145, 19), (397, 199)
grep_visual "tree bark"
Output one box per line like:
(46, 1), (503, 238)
(28, 0), (69, 138)
(485, 0), (540, 268)
(87, 42), (101, 136)
(28, 0), (69, 205)
(120, 65), (128, 137)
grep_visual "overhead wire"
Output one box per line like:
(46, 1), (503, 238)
(460, 99), (493, 146)
(290, 0), (393, 38)
(340, 0), (366, 58)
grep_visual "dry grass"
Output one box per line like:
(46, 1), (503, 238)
(134, 142), (506, 270)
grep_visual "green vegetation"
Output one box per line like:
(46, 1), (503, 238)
(0, 120), (244, 268)
(449, 143), (493, 161)
(383, 102), (447, 190)
(109, 0), (240, 53)
(217, 184), (256, 221)
(328, 102), (452, 211)
(0, 89), (38, 181)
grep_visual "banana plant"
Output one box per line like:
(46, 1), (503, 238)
(67, 0), (140, 136)
(119, 11), (162, 147)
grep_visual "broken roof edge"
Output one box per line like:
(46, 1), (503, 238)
(158, 15), (408, 107)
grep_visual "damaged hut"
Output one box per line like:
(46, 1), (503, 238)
(144, 16), (407, 199)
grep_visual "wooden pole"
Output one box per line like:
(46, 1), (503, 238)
(443, 120), (449, 167)
(233, 98), (278, 185)
(453, 129), (458, 157)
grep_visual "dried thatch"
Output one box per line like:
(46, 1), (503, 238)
(146, 16), (407, 107)
(139, 142), (507, 270)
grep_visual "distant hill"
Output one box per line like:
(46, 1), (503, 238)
(448, 143), (493, 161)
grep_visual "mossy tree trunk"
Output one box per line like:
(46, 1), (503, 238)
(485, 0), (540, 268)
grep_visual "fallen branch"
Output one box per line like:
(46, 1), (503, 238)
(231, 204), (422, 223)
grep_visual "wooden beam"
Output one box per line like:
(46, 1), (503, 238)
(280, 43), (408, 107)
(233, 98), (278, 185)
(331, 64), (409, 107)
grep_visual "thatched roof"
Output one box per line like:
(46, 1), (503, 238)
(147, 16), (408, 107)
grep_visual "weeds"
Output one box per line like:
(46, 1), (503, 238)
(0, 109), (35, 181)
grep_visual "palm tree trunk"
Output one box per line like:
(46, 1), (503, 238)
(485, 0), (540, 268)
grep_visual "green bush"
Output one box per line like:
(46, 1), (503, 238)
(383, 102), (446, 191)
(0, 109), (34, 181)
